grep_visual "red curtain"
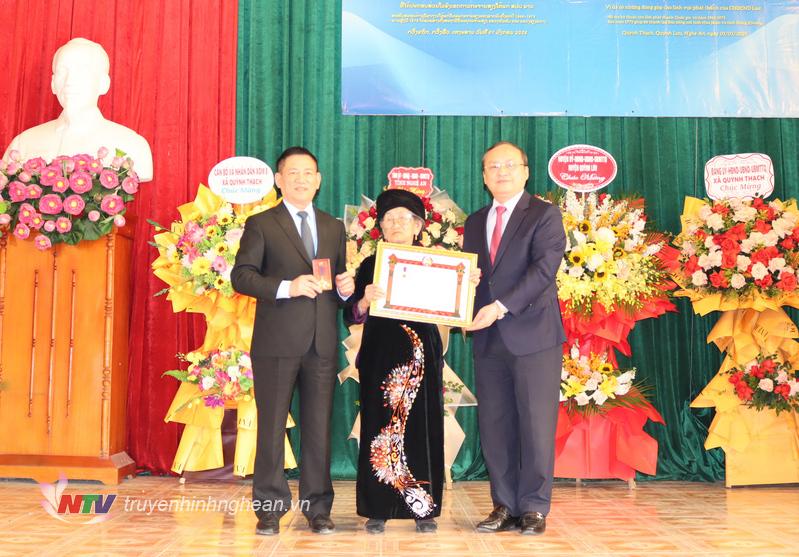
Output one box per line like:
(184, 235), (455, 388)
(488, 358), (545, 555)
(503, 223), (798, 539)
(0, 0), (238, 473)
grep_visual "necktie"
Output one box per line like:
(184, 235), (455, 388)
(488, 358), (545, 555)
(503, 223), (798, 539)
(297, 210), (315, 259)
(489, 205), (506, 264)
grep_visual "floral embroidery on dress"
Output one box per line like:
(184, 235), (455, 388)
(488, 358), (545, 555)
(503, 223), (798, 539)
(369, 324), (435, 518)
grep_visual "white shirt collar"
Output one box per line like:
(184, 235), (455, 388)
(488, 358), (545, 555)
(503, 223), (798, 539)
(491, 189), (525, 215)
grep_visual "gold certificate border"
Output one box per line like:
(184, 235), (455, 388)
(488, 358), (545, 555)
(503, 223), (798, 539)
(370, 242), (477, 328)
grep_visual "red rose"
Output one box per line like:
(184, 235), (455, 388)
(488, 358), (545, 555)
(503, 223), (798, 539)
(728, 223), (747, 241)
(709, 271), (729, 288)
(764, 206), (776, 220)
(685, 255), (700, 274)
(358, 211), (369, 224)
(598, 193), (607, 203)
(712, 203), (730, 215)
(369, 206), (377, 218)
(721, 251), (737, 269)
(455, 226), (464, 234)
(753, 197), (765, 210)
(728, 371), (744, 384)
(755, 274), (773, 288)
(777, 273), (798, 291)
(694, 229), (708, 241)
(720, 237), (739, 252)
(781, 238), (795, 250)
(754, 219), (772, 234)
(369, 228), (381, 239)
(750, 248), (777, 266)
(792, 227), (799, 241)
(432, 212), (442, 222)
(759, 359), (776, 373)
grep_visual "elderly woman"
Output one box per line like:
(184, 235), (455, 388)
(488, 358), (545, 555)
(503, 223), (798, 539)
(347, 189), (474, 534)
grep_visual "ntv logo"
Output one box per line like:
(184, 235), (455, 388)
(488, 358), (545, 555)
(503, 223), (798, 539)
(39, 475), (116, 524)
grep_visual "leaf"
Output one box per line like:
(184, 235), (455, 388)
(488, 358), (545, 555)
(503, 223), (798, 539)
(162, 369), (189, 381)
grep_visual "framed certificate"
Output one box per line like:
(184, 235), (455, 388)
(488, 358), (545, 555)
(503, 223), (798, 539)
(370, 242), (477, 327)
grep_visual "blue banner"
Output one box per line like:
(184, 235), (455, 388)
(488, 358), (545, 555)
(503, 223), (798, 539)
(342, 1), (799, 117)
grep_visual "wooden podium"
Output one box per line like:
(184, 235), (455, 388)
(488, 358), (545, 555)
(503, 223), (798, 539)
(0, 230), (135, 484)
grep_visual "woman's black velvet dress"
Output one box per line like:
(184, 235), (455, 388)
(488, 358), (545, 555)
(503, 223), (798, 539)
(346, 255), (444, 520)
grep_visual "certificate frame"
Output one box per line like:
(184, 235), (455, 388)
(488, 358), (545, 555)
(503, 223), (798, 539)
(370, 242), (477, 328)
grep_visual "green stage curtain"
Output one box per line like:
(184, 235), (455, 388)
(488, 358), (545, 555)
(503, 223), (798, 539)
(236, 0), (799, 481)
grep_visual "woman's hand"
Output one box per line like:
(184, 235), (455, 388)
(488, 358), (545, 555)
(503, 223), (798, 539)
(357, 284), (385, 314)
(469, 267), (482, 286)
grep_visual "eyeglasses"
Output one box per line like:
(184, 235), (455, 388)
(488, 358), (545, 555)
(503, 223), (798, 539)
(380, 214), (417, 227)
(484, 161), (526, 173)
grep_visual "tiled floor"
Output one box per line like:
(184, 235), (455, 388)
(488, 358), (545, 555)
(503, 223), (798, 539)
(1, 477), (798, 556)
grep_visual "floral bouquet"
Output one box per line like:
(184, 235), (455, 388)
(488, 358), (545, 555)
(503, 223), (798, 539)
(668, 197), (799, 301)
(343, 187), (466, 271)
(555, 191), (676, 359)
(152, 185), (279, 336)
(558, 191), (673, 316)
(153, 202), (245, 298)
(726, 354), (799, 415)
(163, 348), (254, 409)
(560, 343), (649, 414)
(0, 148), (140, 250)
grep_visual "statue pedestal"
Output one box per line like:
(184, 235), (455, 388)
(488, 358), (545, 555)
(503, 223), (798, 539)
(0, 232), (134, 484)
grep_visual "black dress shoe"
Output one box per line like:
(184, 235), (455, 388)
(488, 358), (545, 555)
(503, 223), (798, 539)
(255, 512), (280, 535)
(415, 518), (437, 533)
(308, 514), (335, 534)
(364, 518), (385, 534)
(476, 506), (519, 532)
(519, 511), (546, 535)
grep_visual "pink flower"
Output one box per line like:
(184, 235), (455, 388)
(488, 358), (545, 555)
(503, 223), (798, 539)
(44, 220), (56, 232)
(13, 223), (30, 240)
(69, 171), (93, 194)
(111, 156), (124, 169)
(99, 169), (119, 189)
(97, 147), (109, 160)
(18, 203), (37, 224)
(8, 181), (26, 202)
(55, 216), (72, 233)
(0, 214), (11, 225)
(39, 194), (63, 215)
(0, 173), (8, 188)
(100, 194), (124, 215)
(121, 176), (139, 194)
(17, 171), (32, 183)
(25, 184), (42, 199)
(113, 215), (126, 227)
(23, 157), (47, 174)
(87, 159), (103, 173)
(7, 150), (21, 162)
(29, 214), (44, 229)
(72, 154), (94, 171)
(39, 166), (63, 185)
(51, 176), (69, 193)
(63, 195), (85, 215)
(212, 256), (228, 273)
(88, 210), (101, 222)
(5, 161), (21, 174)
(33, 234), (52, 250)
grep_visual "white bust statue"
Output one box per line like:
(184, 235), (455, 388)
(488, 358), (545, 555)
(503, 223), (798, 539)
(3, 38), (153, 181)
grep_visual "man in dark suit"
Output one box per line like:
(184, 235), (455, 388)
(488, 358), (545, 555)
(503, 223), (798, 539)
(231, 146), (354, 536)
(464, 141), (566, 536)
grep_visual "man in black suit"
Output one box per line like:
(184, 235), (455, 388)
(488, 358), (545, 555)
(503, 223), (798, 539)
(464, 141), (566, 536)
(232, 146), (354, 536)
